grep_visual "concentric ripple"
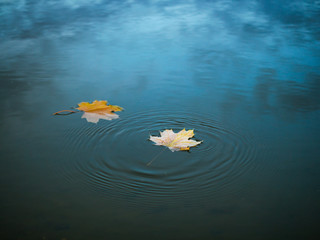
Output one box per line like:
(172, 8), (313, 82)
(60, 110), (265, 206)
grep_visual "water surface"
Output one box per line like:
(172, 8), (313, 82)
(1, 0), (320, 239)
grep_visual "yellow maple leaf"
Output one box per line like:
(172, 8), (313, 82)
(149, 129), (202, 151)
(53, 100), (123, 123)
(76, 100), (123, 113)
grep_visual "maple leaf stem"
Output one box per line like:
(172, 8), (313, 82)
(147, 148), (166, 166)
(52, 110), (78, 115)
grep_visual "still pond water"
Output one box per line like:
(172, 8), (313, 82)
(1, 0), (320, 239)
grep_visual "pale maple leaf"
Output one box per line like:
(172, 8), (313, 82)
(149, 129), (202, 151)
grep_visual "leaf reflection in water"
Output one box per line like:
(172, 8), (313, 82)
(81, 111), (119, 123)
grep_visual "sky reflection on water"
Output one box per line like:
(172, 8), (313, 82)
(0, 0), (320, 239)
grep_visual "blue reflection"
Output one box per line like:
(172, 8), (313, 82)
(1, 1), (320, 240)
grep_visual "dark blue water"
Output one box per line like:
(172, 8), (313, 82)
(1, 0), (320, 239)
